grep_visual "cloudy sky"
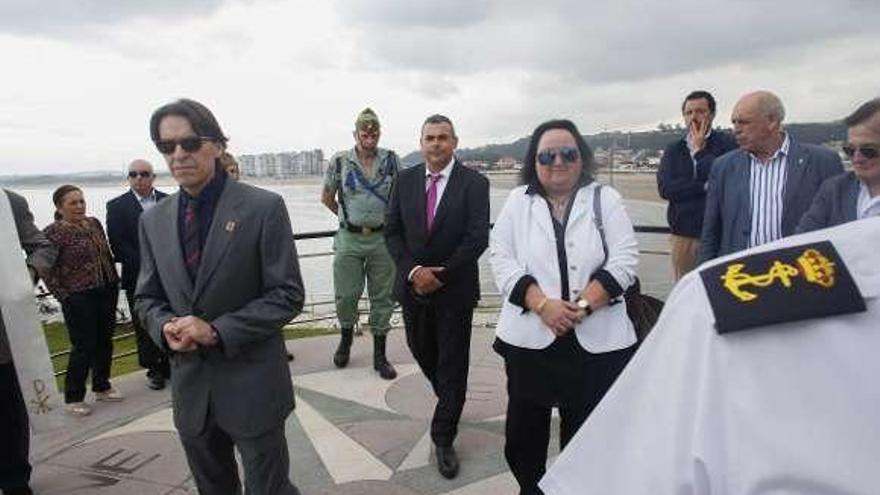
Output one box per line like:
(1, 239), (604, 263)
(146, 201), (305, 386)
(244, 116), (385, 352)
(1, 0), (878, 174)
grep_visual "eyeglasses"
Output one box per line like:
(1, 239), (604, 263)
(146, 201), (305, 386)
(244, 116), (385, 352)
(128, 171), (153, 179)
(537, 147), (580, 166)
(842, 143), (880, 160)
(154, 136), (213, 155)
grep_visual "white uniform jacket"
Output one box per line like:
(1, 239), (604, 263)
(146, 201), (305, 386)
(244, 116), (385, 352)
(540, 217), (880, 495)
(490, 183), (638, 352)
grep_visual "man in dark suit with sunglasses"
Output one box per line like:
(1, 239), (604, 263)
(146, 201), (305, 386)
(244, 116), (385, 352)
(797, 98), (880, 233)
(136, 98), (304, 495)
(385, 114), (490, 479)
(106, 160), (169, 390)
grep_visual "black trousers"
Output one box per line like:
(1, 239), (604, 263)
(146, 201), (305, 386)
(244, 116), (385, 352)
(60, 285), (118, 403)
(402, 301), (473, 447)
(179, 408), (300, 495)
(0, 362), (31, 490)
(498, 335), (635, 495)
(124, 289), (169, 379)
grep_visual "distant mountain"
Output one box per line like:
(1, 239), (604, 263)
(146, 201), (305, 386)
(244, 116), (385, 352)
(400, 121), (847, 165)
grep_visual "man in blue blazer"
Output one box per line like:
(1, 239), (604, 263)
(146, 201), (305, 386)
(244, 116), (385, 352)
(797, 98), (880, 233)
(699, 91), (843, 262)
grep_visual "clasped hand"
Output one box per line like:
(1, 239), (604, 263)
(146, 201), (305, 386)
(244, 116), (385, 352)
(163, 316), (216, 352)
(540, 299), (587, 337)
(412, 266), (445, 295)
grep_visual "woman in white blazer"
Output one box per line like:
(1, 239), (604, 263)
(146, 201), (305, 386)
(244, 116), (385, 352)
(490, 119), (639, 494)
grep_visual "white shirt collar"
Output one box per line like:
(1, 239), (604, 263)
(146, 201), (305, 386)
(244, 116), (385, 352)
(131, 188), (156, 202)
(425, 157), (455, 178)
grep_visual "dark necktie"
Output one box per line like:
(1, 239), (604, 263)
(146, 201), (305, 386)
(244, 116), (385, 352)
(183, 197), (200, 280)
(426, 173), (442, 231)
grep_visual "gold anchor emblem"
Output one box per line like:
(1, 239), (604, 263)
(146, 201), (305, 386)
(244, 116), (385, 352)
(29, 379), (52, 414)
(721, 248), (836, 302)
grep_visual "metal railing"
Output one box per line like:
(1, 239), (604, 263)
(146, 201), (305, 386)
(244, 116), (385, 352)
(45, 224), (672, 376)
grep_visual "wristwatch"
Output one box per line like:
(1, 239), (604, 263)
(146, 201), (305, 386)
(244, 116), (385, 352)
(575, 297), (593, 316)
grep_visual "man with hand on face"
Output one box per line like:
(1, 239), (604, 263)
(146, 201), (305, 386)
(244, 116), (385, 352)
(106, 159), (169, 390)
(657, 90), (736, 279)
(136, 98), (305, 495)
(384, 114), (490, 480)
(322, 108), (399, 380)
(797, 97), (880, 232)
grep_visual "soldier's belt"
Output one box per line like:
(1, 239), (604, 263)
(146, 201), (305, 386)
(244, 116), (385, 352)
(341, 223), (384, 235)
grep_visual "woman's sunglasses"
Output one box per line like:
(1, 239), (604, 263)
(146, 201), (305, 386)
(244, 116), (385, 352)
(537, 147), (579, 166)
(154, 136), (213, 155)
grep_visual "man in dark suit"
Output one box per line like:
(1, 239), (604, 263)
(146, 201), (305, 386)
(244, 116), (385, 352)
(699, 91), (843, 262)
(107, 159), (169, 390)
(384, 114), (490, 479)
(797, 98), (880, 233)
(0, 190), (57, 495)
(136, 99), (304, 495)
(657, 90), (737, 279)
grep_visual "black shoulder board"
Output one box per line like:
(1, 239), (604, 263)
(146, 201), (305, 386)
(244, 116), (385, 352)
(700, 240), (866, 334)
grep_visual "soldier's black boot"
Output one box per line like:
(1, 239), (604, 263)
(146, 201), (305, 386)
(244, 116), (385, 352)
(333, 327), (354, 368)
(373, 335), (397, 380)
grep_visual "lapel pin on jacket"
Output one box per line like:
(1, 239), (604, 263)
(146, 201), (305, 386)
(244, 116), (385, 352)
(225, 220), (237, 232)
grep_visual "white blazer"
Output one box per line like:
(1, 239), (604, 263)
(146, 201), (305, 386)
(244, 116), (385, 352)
(490, 183), (638, 352)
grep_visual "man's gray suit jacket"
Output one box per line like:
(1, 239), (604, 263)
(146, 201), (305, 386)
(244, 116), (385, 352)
(795, 171), (861, 234)
(135, 180), (304, 438)
(699, 140), (843, 262)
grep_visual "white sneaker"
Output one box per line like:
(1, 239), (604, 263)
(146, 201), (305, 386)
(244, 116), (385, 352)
(66, 402), (92, 417)
(94, 388), (124, 402)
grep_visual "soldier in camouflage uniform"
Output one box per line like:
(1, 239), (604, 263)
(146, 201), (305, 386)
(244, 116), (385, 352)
(321, 109), (399, 379)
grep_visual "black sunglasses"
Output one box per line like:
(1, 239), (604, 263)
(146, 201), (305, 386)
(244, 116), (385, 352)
(537, 146), (579, 166)
(154, 136), (213, 155)
(128, 171), (153, 179)
(842, 143), (880, 160)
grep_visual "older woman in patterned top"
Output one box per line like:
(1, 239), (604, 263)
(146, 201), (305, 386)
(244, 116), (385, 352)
(43, 185), (123, 416)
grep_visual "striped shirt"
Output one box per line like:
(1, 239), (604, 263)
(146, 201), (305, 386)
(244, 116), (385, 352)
(749, 135), (790, 247)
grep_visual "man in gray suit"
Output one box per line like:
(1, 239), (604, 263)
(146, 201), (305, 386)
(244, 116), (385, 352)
(699, 91), (843, 262)
(136, 99), (304, 495)
(1, 190), (57, 495)
(797, 98), (880, 233)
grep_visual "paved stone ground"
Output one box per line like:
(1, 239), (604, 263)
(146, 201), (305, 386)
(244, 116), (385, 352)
(28, 320), (563, 495)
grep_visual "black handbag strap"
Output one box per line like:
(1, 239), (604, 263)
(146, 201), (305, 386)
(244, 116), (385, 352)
(593, 184), (609, 264)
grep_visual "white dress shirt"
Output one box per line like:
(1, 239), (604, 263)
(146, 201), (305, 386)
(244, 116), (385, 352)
(857, 182), (880, 220)
(540, 217), (880, 495)
(133, 188), (159, 211)
(748, 135), (790, 248)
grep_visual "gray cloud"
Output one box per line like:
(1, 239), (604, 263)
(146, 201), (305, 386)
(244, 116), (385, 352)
(338, 0), (880, 84)
(338, 0), (493, 28)
(0, 0), (229, 36)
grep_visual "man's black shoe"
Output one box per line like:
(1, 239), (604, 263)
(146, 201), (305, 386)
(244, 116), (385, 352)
(3, 485), (34, 495)
(147, 373), (166, 390)
(435, 445), (459, 479)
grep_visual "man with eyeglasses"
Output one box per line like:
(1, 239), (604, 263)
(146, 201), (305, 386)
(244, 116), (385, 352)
(657, 90), (736, 280)
(797, 98), (880, 232)
(106, 160), (169, 390)
(135, 98), (305, 495)
(699, 91), (843, 262)
(321, 108), (400, 379)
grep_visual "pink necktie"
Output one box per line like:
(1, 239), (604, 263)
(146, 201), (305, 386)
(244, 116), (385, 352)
(426, 173), (442, 231)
